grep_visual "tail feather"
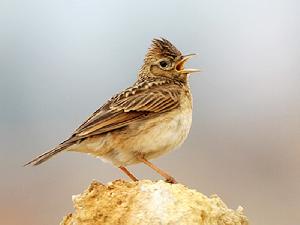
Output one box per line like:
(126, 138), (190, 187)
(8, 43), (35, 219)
(24, 143), (71, 166)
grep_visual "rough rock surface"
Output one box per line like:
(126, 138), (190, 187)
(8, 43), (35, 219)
(60, 180), (248, 225)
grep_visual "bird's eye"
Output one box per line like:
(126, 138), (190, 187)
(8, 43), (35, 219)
(159, 60), (168, 68)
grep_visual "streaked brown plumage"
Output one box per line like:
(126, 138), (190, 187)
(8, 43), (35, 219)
(25, 38), (199, 183)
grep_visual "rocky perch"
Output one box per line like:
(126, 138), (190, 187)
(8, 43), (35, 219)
(60, 180), (248, 225)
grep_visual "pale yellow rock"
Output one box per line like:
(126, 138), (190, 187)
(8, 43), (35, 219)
(60, 180), (248, 225)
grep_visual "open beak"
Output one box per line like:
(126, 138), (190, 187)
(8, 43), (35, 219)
(175, 53), (200, 74)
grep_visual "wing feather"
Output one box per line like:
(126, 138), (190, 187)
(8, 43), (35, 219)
(68, 81), (181, 142)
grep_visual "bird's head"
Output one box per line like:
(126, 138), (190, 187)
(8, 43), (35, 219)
(139, 38), (200, 82)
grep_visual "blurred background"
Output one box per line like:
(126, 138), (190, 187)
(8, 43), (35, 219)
(0, 0), (299, 224)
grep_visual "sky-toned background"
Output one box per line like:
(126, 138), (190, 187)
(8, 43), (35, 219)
(1, 1), (299, 224)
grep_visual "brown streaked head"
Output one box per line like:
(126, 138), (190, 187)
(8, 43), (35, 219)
(139, 38), (200, 81)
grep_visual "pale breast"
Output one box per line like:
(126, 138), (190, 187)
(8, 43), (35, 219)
(137, 108), (192, 158)
(121, 92), (193, 161)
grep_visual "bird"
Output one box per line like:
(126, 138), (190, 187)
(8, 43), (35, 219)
(25, 38), (200, 183)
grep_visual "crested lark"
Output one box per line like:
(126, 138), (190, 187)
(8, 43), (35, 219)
(25, 38), (199, 183)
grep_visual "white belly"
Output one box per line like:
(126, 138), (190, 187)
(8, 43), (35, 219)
(106, 107), (193, 166)
(135, 110), (192, 157)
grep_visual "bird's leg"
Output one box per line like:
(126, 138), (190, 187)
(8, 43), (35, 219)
(119, 166), (139, 182)
(137, 154), (177, 184)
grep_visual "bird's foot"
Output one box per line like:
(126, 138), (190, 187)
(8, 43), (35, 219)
(164, 176), (177, 184)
